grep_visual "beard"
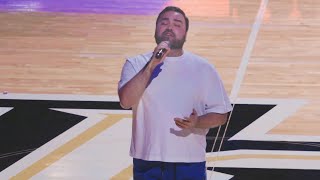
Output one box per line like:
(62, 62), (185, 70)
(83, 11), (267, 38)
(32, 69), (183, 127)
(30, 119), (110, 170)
(155, 30), (186, 50)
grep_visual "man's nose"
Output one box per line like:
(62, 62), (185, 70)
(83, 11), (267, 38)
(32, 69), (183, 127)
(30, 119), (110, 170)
(166, 23), (173, 30)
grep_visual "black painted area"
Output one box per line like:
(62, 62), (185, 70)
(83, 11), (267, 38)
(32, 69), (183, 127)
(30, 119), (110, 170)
(0, 99), (89, 172)
(206, 104), (320, 152)
(1, 99), (319, 177)
(0, 99), (122, 109)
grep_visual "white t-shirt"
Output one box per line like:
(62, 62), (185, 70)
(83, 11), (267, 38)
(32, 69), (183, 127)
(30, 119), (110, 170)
(118, 51), (232, 162)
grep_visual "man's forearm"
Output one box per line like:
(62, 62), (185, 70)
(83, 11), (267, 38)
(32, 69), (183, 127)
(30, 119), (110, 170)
(195, 112), (228, 129)
(118, 62), (153, 109)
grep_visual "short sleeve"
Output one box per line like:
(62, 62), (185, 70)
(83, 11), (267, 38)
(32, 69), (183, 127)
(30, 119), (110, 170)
(202, 65), (233, 114)
(118, 60), (137, 90)
(118, 53), (153, 90)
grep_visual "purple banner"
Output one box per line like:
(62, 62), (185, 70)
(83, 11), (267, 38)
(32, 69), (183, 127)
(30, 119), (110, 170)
(0, 0), (169, 15)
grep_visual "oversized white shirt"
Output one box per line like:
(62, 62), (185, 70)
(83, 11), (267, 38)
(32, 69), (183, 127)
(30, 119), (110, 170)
(118, 51), (232, 162)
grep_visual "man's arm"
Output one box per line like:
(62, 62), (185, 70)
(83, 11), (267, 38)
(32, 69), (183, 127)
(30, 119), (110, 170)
(118, 41), (170, 109)
(174, 109), (229, 129)
(195, 112), (228, 128)
(118, 61), (153, 109)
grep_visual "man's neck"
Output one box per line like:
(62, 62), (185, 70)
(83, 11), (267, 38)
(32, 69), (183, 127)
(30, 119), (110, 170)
(167, 49), (183, 57)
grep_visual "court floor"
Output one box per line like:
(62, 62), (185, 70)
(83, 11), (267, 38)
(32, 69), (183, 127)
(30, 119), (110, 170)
(0, 0), (320, 179)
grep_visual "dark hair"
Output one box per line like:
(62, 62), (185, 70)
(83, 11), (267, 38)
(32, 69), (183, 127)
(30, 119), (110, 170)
(156, 6), (189, 32)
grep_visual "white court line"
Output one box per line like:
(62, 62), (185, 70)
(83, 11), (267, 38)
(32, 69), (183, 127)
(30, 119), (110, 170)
(209, 0), (269, 179)
(229, 0), (269, 102)
(0, 107), (13, 116)
(206, 150), (320, 170)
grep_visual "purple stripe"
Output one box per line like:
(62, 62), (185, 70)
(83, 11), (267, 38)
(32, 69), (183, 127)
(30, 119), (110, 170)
(0, 0), (169, 15)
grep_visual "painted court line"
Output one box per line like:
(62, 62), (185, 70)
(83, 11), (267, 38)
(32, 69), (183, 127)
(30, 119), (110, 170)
(230, 0), (269, 101)
(209, 0), (269, 179)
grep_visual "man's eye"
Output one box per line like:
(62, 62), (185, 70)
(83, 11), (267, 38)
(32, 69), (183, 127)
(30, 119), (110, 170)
(174, 24), (181, 27)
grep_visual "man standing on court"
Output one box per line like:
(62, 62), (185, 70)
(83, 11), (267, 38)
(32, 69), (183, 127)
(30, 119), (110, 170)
(118, 6), (232, 179)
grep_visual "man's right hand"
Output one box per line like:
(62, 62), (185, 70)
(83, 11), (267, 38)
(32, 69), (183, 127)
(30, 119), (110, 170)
(148, 41), (171, 71)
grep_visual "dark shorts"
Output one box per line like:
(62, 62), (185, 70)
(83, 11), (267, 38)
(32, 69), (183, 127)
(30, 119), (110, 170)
(133, 158), (207, 180)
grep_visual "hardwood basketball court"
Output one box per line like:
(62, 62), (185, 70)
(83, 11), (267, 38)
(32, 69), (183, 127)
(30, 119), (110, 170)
(0, 0), (319, 179)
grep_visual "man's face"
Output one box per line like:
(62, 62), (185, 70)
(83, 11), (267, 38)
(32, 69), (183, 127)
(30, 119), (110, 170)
(155, 11), (187, 49)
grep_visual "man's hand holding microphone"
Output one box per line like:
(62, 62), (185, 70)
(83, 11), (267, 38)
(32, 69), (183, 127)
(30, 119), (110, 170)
(146, 41), (171, 72)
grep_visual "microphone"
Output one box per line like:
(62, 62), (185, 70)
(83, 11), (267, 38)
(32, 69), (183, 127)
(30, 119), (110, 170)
(155, 41), (171, 59)
(155, 48), (168, 59)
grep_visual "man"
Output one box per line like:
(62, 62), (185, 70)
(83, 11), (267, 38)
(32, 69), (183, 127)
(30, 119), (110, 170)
(118, 6), (232, 180)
